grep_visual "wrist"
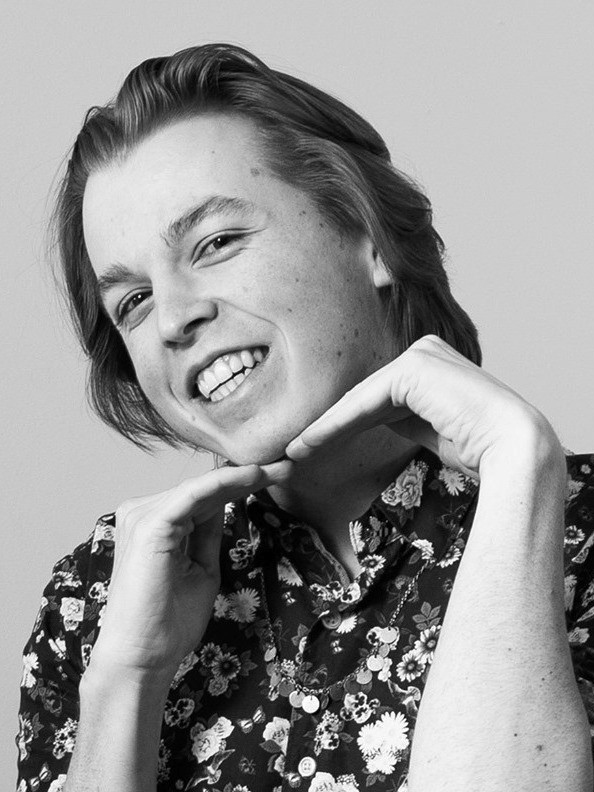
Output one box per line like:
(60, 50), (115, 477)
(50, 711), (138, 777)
(480, 407), (566, 483)
(83, 650), (177, 699)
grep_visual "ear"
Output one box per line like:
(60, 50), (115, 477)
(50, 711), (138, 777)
(370, 246), (393, 289)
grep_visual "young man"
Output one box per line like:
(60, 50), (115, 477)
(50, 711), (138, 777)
(17, 44), (594, 791)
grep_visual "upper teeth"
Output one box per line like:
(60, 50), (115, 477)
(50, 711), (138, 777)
(197, 347), (265, 400)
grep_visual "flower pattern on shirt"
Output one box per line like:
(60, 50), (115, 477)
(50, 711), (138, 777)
(16, 449), (594, 791)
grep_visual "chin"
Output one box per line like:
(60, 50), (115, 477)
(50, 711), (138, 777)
(225, 439), (290, 467)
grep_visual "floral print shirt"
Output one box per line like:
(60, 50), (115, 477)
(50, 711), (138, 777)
(16, 448), (594, 792)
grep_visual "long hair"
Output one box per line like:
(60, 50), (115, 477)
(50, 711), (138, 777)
(52, 42), (481, 450)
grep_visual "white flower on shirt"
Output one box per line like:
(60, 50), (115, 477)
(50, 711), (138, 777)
(565, 574), (578, 611)
(227, 588), (260, 623)
(566, 477), (585, 502)
(277, 557), (303, 586)
(396, 649), (427, 682)
(47, 776), (67, 792)
(91, 520), (114, 552)
(349, 521), (365, 554)
(411, 539), (434, 560)
(309, 772), (338, 792)
(48, 637), (66, 658)
(262, 716), (291, 754)
(88, 581), (108, 602)
(213, 593), (231, 619)
(437, 542), (462, 568)
(21, 652), (39, 689)
(568, 627), (590, 644)
(357, 711), (409, 774)
(565, 525), (586, 546)
(52, 718), (78, 759)
(191, 716), (233, 763)
(336, 614), (358, 634)
(413, 625), (441, 663)
(59, 597), (84, 631)
(308, 773), (360, 792)
(381, 461), (427, 510)
(366, 751), (397, 774)
(438, 465), (467, 495)
(172, 650), (199, 686)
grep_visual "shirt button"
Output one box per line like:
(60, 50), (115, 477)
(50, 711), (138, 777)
(298, 756), (317, 777)
(322, 612), (342, 630)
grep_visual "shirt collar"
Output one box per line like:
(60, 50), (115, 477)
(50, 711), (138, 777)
(246, 447), (479, 567)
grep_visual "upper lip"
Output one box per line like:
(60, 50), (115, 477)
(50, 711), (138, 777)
(184, 344), (267, 398)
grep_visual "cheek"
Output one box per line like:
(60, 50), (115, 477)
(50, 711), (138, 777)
(125, 342), (167, 403)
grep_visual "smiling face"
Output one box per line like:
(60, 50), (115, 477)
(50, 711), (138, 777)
(82, 115), (397, 464)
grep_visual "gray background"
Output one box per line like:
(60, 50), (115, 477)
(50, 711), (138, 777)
(2, 0), (593, 783)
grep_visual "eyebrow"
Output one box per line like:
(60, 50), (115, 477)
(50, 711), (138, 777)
(162, 194), (258, 248)
(95, 194), (258, 301)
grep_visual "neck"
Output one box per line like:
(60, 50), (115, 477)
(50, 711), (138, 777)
(266, 427), (423, 578)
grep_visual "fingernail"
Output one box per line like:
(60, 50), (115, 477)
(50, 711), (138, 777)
(285, 439), (312, 460)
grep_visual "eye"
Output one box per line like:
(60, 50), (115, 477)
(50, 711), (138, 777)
(199, 232), (245, 259)
(116, 290), (151, 324)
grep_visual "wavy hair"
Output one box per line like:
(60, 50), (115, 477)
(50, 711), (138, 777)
(52, 43), (481, 450)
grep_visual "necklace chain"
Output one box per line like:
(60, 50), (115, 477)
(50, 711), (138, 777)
(257, 559), (430, 710)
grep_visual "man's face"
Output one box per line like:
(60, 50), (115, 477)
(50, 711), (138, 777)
(83, 115), (396, 464)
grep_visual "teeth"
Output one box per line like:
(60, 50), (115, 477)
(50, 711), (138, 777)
(240, 349), (255, 368)
(228, 354), (243, 373)
(196, 347), (266, 400)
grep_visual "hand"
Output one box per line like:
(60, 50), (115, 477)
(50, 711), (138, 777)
(285, 335), (561, 479)
(89, 460), (292, 681)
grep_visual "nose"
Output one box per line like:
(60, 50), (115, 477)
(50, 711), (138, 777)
(155, 289), (217, 345)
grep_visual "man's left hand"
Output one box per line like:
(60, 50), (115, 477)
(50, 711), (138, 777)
(285, 334), (562, 479)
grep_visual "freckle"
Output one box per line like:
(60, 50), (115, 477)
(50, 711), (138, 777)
(295, 277), (300, 283)
(250, 167), (261, 176)
(536, 744), (543, 752)
(354, 329), (359, 337)
(319, 222), (324, 227)
(287, 308), (293, 313)
(513, 733), (518, 737)
(342, 335), (347, 341)
(300, 210), (307, 216)
(336, 350), (342, 357)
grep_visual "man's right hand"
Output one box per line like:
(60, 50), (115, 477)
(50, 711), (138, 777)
(87, 459), (292, 683)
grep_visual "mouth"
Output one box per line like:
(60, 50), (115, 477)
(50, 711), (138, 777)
(192, 346), (270, 404)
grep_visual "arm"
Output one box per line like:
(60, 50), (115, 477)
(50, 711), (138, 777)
(408, 421), (593, 791)
(285, 335), (593, 790)
(63, 666), (173, 792)
(56, 461), (291, 792)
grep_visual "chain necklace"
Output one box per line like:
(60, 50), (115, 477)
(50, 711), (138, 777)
(256, 559), (431, 715)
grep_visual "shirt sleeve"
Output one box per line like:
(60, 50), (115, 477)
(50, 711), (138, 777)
(564, 454), (594, 750)
(15, 536), (95, 792)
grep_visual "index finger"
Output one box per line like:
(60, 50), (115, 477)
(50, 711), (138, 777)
(285, 367), (413, 460)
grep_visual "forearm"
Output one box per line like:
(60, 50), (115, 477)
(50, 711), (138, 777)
(63, 663), (173, 792)
(408, 428), (593, 791)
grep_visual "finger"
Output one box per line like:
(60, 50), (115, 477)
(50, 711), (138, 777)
(186, 509), (225, 571)
(159, 464), (266, 525)
(285, 369), (412, 460)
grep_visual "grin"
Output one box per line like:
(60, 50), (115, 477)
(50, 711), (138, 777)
(194, 346), (268, 403)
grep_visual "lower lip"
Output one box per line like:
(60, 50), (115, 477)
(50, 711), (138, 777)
(200, 349), (270, 407)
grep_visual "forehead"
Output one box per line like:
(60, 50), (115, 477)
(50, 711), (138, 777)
(82, 115), (274, 263)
